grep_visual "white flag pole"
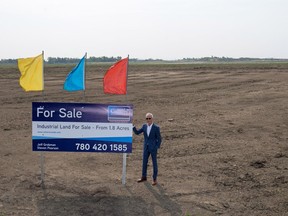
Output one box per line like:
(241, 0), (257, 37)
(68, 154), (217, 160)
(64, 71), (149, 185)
(83, 52), (87, 101)
(40, 50), (45, 186)
(122, 55), (129, 185)
(41, 51), (45, 99)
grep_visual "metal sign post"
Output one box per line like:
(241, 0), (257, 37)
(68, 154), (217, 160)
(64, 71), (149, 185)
(40, 152), (45, 185)
(122, 153), (127, 185)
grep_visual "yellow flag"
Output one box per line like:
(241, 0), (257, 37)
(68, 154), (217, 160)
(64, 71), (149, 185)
(18, 54), (44, 91)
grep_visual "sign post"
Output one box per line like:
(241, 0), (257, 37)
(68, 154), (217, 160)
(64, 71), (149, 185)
(122, 153), (127, 185)
(40, 152), (45, 185)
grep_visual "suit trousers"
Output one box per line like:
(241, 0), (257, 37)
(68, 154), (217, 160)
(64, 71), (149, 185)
(142, 146), (158, 180)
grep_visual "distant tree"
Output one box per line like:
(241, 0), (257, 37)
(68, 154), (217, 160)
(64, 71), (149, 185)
(0, 59), (17, 64)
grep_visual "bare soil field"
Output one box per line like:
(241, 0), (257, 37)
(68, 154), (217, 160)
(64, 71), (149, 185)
(0, 62), (288, 216)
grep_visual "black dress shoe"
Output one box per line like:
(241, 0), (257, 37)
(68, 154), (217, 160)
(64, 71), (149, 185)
(137, 177), (147, 183)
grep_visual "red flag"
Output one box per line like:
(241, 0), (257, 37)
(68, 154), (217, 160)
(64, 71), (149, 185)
(103, 57), (128, 94)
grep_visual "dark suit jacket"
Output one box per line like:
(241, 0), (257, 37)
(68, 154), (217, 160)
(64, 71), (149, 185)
(133, 123), (162, 152)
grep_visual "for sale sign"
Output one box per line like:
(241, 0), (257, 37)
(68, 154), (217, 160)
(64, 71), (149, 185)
(32, 102), (133, 153)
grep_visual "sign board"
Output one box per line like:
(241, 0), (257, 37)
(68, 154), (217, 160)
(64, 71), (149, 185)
(32, 102), (133, 153)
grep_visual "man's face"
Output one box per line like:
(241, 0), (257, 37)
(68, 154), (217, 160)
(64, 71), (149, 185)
(146, 115), (153, 125)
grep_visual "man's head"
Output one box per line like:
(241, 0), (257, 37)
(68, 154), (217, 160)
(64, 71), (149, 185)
(146, 113), (153, 125)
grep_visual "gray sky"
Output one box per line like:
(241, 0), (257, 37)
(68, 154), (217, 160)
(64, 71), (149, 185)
(1, 0), (288, 60)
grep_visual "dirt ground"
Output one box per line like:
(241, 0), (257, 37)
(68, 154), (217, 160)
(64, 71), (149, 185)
(0, 62), (288, 216)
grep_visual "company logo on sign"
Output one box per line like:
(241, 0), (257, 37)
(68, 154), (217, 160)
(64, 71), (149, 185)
(108, 106), (131, 122)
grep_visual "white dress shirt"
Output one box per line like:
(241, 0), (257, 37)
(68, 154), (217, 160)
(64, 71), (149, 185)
(147, 123), (153, 136)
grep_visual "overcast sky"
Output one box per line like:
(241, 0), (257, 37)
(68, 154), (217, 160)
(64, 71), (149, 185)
(1, 0), (288, 60)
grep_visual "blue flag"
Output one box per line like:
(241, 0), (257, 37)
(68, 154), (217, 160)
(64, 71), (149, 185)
(63, 55), (85, 91)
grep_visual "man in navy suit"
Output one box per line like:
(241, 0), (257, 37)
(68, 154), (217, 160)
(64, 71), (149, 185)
(133, 112), (162, 186)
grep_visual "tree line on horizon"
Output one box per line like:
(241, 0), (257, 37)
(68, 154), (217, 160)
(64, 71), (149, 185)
(0, 56), (131, 64)
(0, 56), (287, 64)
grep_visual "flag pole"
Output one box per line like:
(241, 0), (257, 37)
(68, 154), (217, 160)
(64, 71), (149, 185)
(42, 51), (45, 93)
(40, 50), (45, 186)
(83, 52), (87, 102)
(122, 55), (129, 185)
(41, 51), (45, 98)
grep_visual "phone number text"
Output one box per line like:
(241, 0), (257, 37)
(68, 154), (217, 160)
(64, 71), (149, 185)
(75, 143), (128, 152)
